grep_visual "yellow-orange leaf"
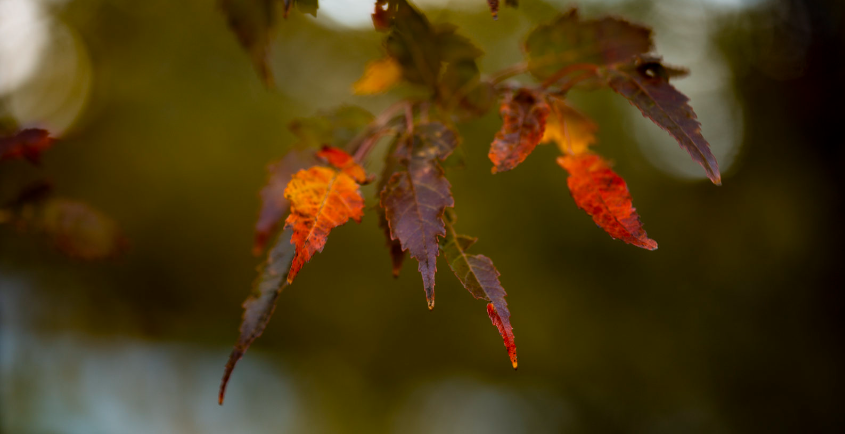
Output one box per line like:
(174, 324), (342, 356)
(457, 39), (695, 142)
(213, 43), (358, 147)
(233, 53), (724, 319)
(284, 166), (365, 283)
(542, 100), (597, 156)
(353, 57), (402, 95)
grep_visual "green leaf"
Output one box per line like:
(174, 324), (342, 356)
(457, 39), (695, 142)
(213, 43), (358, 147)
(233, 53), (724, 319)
(524, 8), (653, 80)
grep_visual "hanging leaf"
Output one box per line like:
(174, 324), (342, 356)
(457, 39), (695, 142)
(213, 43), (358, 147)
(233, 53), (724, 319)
(489, 89), (550, 173)
(606, 55), (721, 184)
(377, 137), (407, 277)
(524, 8), (653, 80)
(284, 156), (366, 283)
(220, 227), (296, 405)
(218, 0), (320, 85)
(380, 123), (458, 308)
(376, 0), (483, 95)
(442, 210), (517, 369)
(558, 153), (657, 250)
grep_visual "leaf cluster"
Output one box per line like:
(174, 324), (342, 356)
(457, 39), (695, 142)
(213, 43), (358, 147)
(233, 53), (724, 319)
(219, 0), (722, 403)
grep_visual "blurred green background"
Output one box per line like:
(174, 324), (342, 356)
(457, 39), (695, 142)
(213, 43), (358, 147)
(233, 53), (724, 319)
(1, 0), (843, 432)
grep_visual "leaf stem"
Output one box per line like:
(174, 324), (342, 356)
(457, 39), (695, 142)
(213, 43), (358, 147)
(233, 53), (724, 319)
(488, 62), (529, 85)
(540, 63), (599, 90)
(350, 100), (413, 162)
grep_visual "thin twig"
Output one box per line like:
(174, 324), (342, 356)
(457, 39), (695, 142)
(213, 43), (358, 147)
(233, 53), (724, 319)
(540, 63), (599, 89)
(350, 100), (413, 162)
(488, 62), (529, 85)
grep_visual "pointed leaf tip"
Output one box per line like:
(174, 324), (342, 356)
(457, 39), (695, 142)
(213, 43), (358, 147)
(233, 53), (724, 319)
(606, 57), (721, 184)
(487, 303), (517, 369)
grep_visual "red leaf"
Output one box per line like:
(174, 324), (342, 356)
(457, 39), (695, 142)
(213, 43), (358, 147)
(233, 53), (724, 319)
(220, 227), (295, 405)
(488, 303), (517, 369)
(558, 154), (657, 250)
(284, 161), (366, 284)
(488, 89), (550, 173)
(316, 145), (368, 184)
(606, 56), (721, 185)
(0, 128), (55, 164)
(380, 124), (457, 309)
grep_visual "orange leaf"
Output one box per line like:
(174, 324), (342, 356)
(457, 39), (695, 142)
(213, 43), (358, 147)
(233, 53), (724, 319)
(316, 146), (368, 183)
(283, 165), (365, 283)
(353, 57), (402, 95)
(0, 128), (55, 164)
(542, 100), (597, 156)
(489, 89), (549, 173)
(558, 154), (657, 250)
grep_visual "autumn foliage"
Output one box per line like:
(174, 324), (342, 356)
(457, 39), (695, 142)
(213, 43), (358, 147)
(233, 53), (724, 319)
(217, 0), (722, 404)
(0, 129), (125, 260)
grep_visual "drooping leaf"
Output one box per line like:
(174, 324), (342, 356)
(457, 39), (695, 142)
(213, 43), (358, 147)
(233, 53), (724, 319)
(442, 210), (516, 369)
(542, 99), (597, 156)
(0, 128), (55, 164)
(524, 8), (653, 80)
(434, 24), (484, 63)
(316, 146), (368, 183)
(439, 59), (496, 118)
(380, 123), (458, 309)
(558, 154), (657, 250)
(284, 160), (366, 283)
(218, 0), (319, 85)
(218, 0), (278, 85)
(606, 56), (720, 184)
(377, 137), (407, 277)
(353, 57), (403, 95)
(253, 150), (315, 255)
(379, 0), (483, 96)
(489, 89), (550, 173)
(220, 227), (295, 405)
(288, 105), (375, 150)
